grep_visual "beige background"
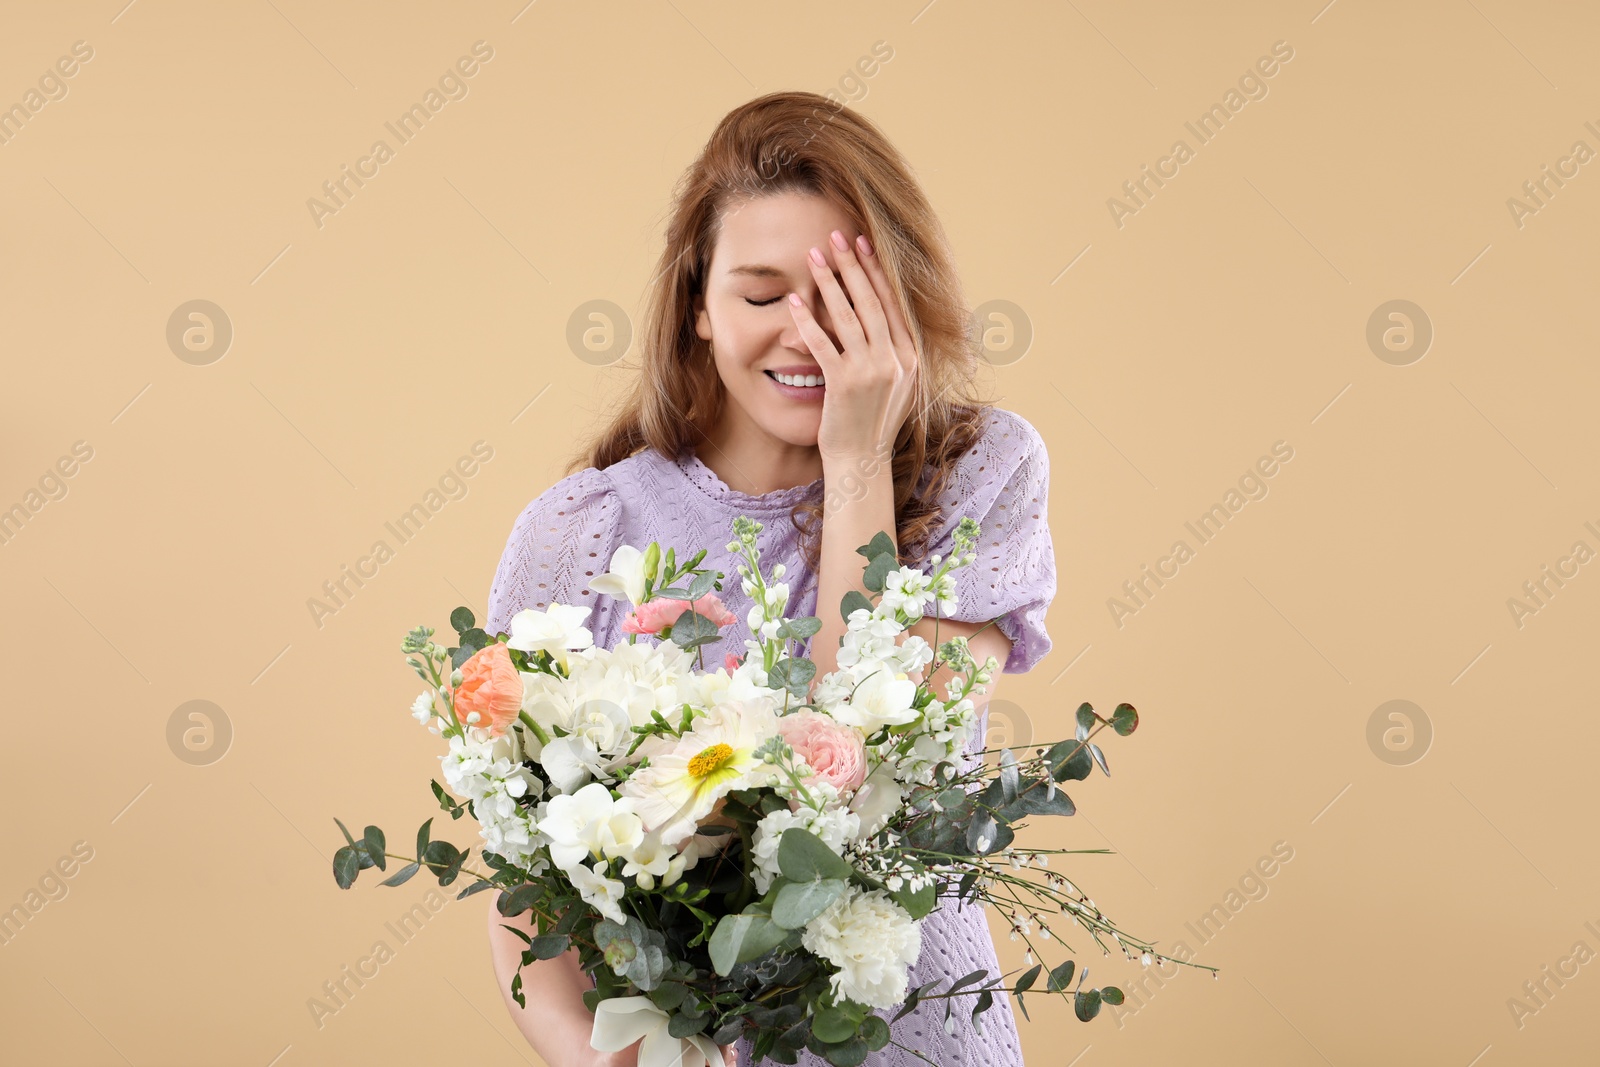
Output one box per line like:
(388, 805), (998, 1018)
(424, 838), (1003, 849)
(3, 1), (1596, 1064)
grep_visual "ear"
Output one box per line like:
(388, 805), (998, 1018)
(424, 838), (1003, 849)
(693, 296), (712, 342)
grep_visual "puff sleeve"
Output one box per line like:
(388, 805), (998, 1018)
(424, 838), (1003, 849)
(484, 466), (625, 639)
(917, 408), (1056, 675)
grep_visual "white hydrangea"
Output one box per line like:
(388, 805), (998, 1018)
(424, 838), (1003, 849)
(748, 800), (861, 895)
(801, 884), (922, 1009)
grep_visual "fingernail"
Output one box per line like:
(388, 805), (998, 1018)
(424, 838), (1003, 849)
(809, 246), (826, 267)
(830, 230), (849, 251)
(788, 292), (802, 306)
(857, 233), (874, 256)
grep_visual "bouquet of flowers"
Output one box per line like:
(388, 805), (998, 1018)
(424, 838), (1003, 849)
(331, 516), (1214, 1065)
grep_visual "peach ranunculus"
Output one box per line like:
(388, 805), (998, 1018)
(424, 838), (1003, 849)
(621, 593), (738, 636)
(777, 710), (867, 797)
(452, 642), (522, 737)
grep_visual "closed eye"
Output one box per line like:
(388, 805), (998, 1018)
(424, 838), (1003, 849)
(745, 295), (784, 307)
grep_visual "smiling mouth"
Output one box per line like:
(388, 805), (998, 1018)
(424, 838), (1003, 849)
(764, 370), (826, 388)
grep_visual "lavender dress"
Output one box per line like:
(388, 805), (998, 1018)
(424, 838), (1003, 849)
(485, 405), (1055, 1067)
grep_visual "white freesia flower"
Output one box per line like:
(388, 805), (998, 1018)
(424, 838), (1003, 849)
(567, 858), (628, 924)
(589, 544), (648, 606)
(614, 828), (690, 891)
(826, 666), (919, 734)
(537, 781), (644, 873)
(508, 604), (595, 665)
(801, 883), (922, 1009)
(589, 996), (724, 1067)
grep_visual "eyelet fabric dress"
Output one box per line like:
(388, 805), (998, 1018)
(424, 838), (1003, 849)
(485, 405), (1056, 1066)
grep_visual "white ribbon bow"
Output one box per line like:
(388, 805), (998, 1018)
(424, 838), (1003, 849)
(590, 995), (726, 1067)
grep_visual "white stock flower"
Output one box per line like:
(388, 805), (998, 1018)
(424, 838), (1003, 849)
(589, 544), (648, 606)
(879, 568), (935, 620)
(437, 730), (548, 870)
(411, 691), (435, 724)
(801, 884), (922, 1009)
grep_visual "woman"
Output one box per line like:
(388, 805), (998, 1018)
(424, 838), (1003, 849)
(484, 90), (1055, 1067)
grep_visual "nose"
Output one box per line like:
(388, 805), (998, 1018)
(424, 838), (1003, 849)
(782, 282), (845, 354)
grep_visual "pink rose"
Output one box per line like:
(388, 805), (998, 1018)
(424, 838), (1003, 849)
(724, 652), (743, 671)
(778, 710), (867, 796)
(622, 592), (738, 636)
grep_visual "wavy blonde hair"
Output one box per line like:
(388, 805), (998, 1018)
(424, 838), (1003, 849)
(573, 89), (995, 570)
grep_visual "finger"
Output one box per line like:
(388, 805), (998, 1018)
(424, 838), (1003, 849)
(786, 291), (843, 377)
(805, 243), (869, 358)
(824, 229), (892, 354)
(852, 232), (918, 374)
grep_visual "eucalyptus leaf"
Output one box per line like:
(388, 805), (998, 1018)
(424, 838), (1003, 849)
(378, 861), (420, 887)
(529, 934), (571, 960)
(1045, 740), (1094, 782)
(362, 826), (386, 871)
(670, 610), (721, 650)
(332, 846), (360, 889)
(776, 827), (854, 882)
(1075, 702), (1096, 735)
(1088, 742), (1110, 777)
(1074, 989), (1102, 1021)
(861, 553), (896, 594)
(708, 911), (789, 975)
(767, 657), (816, 698)
(855, 531), (896, 561)
(840, 590), (872, 623)
(1048, 960), (1076, 993)
(450, 606), (475, 633)
(687, 570), (718, 599)
(1112, 702), (1139, 735)
(811, 1004), (859, 1043)
(772, 878), (846, 929)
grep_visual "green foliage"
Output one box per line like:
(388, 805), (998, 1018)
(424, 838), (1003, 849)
(767, 657), (816, 699)
(771, 878), (846, 929)
(1112, 702), (1140, 735)
(669, 609), (722, 650)
(595, 916), (669, 990)
(839, 590), (872, 622)
(776, 827), (855, 882)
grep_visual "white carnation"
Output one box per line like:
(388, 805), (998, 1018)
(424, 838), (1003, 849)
(801, 884), (922, 1009)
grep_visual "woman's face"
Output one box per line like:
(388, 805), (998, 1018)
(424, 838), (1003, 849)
(693, 190), (857, 449)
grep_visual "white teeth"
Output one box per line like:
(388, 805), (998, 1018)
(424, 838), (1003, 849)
(772, 372), (824, 387)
